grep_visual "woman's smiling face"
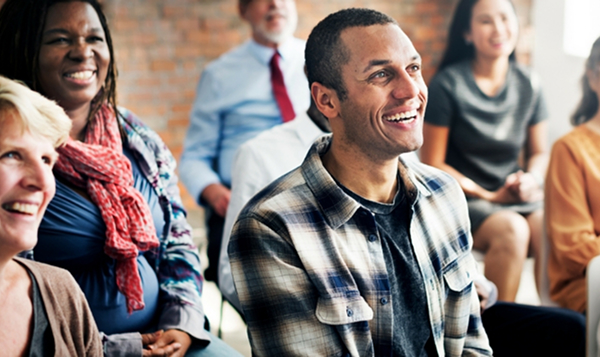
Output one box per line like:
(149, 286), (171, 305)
(465, 0), (518, 61)
(37, 1), (110, 112)
(0, 110), (57, 256)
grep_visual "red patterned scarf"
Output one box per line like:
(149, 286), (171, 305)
(54, 105), (159, 313)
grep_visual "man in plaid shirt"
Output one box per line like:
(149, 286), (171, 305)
(229, 8), (492, 356)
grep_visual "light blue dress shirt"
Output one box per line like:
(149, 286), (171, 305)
(180, 37), (310, 203)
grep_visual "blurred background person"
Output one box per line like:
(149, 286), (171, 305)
(0, 76), (102, 356)
(0, 0), (242, 355)
(420, 0), (548, 302)
(545, 36), (600, 313)
(179, 0), (309, 286)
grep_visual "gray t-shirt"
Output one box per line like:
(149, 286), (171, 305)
(425, 60), (548, 191)
(341, 182), (436, 356)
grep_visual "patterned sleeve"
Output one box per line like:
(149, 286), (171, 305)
(119, 109), (210, 344)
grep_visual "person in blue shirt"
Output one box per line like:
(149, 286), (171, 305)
(179, 0), (310, 285)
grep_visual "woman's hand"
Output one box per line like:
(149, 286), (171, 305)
(505, 171), (543, 202)
(486, 183), (521, 204)
(142, 329), (192, 357)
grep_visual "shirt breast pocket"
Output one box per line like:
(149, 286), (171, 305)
(315, 294), (374, 325)
(443, 254), (474, 295)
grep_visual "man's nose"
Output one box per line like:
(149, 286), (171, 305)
(391, 70), (420, 100)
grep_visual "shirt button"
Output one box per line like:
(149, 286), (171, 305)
(346, 307), (353, 317)
(368, 234), (377, 242)
(380, 297), (389, 305)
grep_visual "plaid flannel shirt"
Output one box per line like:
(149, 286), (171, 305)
(229, 135), (492, 357)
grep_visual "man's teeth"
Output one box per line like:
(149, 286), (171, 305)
(2, 202), (38, 215)
(66, 71), (94, 80)
(384, 110), (418, 122)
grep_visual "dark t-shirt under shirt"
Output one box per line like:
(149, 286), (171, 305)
(341, 181), (437, 356)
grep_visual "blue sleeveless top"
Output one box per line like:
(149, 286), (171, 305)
(35, 145), (165, 335)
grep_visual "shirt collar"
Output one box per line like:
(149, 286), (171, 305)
(288, 111), (327, 147)
(301, 136), (432, 229)
(247, 37), (298, 66)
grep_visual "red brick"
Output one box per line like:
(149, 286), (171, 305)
(172, 103), (192, 113)
(186, 31), (211, 44)
(150, 60), (177, 71)
(99, 0), (537, 233)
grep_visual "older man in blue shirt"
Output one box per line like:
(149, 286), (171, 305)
(180, 0), (310, 283)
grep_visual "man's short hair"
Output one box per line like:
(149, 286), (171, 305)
(305, 8), (397, 101)
(0, 76), (71, 148)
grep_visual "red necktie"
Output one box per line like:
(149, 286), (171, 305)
(270, 52), (296, 122)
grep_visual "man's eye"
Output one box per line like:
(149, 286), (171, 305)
(408, 65), (421, 73)
(372, 71), (388, 79)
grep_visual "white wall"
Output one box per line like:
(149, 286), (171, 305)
(532, 0), (586, 145)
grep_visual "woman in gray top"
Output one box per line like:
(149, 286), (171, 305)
(421, 0), (548, 302)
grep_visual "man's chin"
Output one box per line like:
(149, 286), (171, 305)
(261, 29), (292, 45)
(257, 19), (297, 45)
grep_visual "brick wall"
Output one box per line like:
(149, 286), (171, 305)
(0, 0), (534, 232)
(101, 0), (534, 232)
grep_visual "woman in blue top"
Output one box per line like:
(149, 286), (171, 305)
(420, 0), (548, 302)
(0, 1), (241, 356)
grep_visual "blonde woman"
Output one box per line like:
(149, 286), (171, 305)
(0, 76), (101, 356)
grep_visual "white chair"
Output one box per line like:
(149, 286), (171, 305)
(586, 255), (600, 357)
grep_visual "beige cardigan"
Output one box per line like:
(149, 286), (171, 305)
(545, 124), (600, 312)
(14, 257), (103, 356)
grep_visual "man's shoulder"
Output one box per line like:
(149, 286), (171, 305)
(240, 120), (304, 155)
(238, 167), (314, 220)
(203, 41), (255, 71)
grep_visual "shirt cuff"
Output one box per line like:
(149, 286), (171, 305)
(158, 303), (211, 346)
(102, 332), (143, 357)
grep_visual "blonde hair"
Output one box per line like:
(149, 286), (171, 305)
(0, 76), (71, 148)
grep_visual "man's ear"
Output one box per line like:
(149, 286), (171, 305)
(311, 82), (339, 120)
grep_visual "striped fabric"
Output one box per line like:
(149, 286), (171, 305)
(229, 135), (492, 357)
